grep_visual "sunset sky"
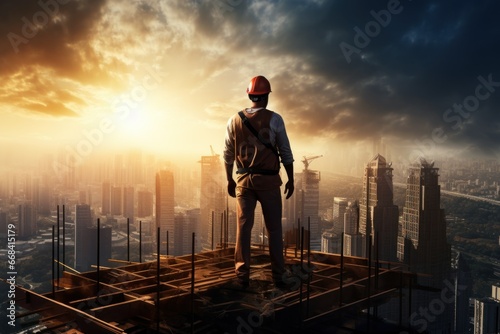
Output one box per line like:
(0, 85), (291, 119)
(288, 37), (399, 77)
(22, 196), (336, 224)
(1, 0), (499, 172)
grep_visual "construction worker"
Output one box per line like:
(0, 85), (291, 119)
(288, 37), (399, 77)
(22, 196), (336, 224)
(223, 75), (294, 288)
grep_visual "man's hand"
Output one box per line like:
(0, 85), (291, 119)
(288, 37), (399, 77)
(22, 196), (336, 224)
(227, 179), (237, 198)
(284, 180), (294, 199)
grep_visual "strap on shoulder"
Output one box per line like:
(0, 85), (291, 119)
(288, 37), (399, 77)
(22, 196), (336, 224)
(238, 111), (279, 157)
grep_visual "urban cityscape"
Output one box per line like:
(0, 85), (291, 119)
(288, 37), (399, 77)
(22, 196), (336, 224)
(1, 146), (500, 333)
(1, 0), (500, 333)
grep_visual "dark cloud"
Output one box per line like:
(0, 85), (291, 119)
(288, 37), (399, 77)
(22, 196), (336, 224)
(189, 0), (500, 156)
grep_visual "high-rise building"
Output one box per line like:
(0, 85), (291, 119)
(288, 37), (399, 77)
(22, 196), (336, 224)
(332, 197), (348, 235)
(18, 203), (35, 239)
(75, 204), (92, 272)
(474, 296), (500, 334)
(111, 186), (122, 216)
(296, 156), (322, 250)
(454, 253), (473, 334)
(397, 159), (452, 332)
(359, 154), (399, 262)
(397, 159), (451, 274)
(343, 201), (363, 257)
(123, 186), (134, 221)
(156, 170), (175, 254)
(102, 181), (111, 215)
(137, 190), (153, 218)
(199, 153), (224, 250)
(0, 211), (8, 235)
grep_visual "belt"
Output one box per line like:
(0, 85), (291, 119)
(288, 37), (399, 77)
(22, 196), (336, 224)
(236, 168), (279, 175)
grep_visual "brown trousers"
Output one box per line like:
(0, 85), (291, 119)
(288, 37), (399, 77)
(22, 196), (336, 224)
(235, 186), (285, 283)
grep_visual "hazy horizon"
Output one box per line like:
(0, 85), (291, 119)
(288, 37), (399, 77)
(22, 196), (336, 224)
(1, 1), (500, 174)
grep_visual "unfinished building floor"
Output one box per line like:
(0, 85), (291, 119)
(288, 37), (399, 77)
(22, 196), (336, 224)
(9, 246), (415, 333)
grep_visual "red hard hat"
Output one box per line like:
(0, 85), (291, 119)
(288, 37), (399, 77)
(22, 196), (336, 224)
(246, 76), (271, 95)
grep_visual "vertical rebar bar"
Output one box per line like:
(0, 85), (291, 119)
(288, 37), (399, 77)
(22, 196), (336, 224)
(127, 217), (130, 262)
(220, 212), (223, 249)
(307, 218), (311, 318)
(97, 218), (100, 295)
(299, 225), (304, 326)
(157, 226), (160, 333)
(139, 220), (142, 263)
(166, 230), (169, 258)
(62, 204), (65, 272)
(191, 232), (195, 334)
(211, 211), (214, 251)
(340, 231), (344, 307)
(51, 225), (55, 298)
(367, 232), (372, 333)
(56, 205), (60, 289)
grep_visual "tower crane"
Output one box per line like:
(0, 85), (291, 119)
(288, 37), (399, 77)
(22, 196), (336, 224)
(210, 145), (219, 157)
(302, 155), (323, 171)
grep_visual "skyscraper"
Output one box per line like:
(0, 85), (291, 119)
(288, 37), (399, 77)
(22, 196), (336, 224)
(123, 186), (134, 221)
(156, 170), (175, 254)
(137, 190), (153, 218)
(296, 156), (322, 250)
(343, 200), (363, 257)
(18, 203), (35, 239)
(332, 197), (348, 235)
(111, 186), (122, 216)
(397, 159), (452, 332)
(75, 204), (92, 272)
(397, 159), (451, 275)
(454, 253), (472, 334)
(102, 181), (111, 215)
(199, 153), (224, 251)
(359, 154), (399, 262)
(474, 296), (500, 334)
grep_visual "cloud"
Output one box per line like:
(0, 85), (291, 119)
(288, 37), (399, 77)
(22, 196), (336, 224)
(1, 0), (499, 159)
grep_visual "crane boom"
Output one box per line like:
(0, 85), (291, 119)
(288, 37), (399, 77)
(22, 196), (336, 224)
(302, 155), (323, 170)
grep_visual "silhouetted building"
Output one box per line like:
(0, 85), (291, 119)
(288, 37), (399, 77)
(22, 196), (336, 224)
(18, 202), (35, 239)
(454, 252), (473, 334)
(343, 200), (363, 257)
(474, 296), (500, 334)
(0, 211), (7, 235)
(75, 204), (92, 272)
(102, 181), (111, 215)
(111, 186), (122, 216)
(137, 190), (153, 218)
(397, 158), (453, 333)
(296, 166), (321, 250)
(156, 170), (175, 254)
(123, 186), (134, 221)
(199, 153), (225, 251)
(359, 154), (399, 262)
(332, 197), (348, 235)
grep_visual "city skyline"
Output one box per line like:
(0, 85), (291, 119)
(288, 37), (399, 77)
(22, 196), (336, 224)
(1, 1), (500, 174)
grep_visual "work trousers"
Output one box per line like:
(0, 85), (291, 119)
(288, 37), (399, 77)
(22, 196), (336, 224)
(235, 186), (285, 283)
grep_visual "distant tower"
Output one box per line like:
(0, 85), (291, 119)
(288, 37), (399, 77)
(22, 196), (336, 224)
(332, 197), (348, 235)
(397, 158), (452, 332)
(75, 204), (92, 272)
(296, 155), (322, 250)
(111, 186), (122, 216)
(18, 203), (35, 239)
(343, 201), (363, 257)
(199, 149), (224, 250)
(101, 181), (111, 215)
(454, 253), (472, 334)
(156, 170), (175, 254)
(137, 190), (153, 218)
(359, 154), (399, 262)
(123, 186), (134, 221)
(397, 159), (451, 275)
(474, 296), (500, 334)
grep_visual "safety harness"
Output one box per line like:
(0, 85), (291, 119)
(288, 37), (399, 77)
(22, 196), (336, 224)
(237, 110), (280, 175)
